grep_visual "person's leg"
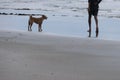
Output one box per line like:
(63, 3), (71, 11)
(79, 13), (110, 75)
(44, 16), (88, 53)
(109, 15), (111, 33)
(88, 14), (92, 32)
(94, 16), (99, 32)
(94, 15), (99, 37)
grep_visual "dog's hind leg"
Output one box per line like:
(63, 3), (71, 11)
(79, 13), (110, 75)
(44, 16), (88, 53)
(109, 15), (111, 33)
(30, 24), (32, 31)
(28, 24), (32, 31)
(28, 21), (33, 31)
(28, 21), (30, 31)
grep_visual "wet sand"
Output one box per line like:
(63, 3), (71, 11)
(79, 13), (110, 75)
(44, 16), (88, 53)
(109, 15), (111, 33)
(0, 30), (120, 80)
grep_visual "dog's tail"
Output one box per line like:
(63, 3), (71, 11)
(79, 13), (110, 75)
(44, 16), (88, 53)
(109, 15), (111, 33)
(28, 15), (32, 23)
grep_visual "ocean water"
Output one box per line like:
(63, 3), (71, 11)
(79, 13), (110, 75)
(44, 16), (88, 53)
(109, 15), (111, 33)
(0, 0), (120, 41)
(0, 0), (120, 17)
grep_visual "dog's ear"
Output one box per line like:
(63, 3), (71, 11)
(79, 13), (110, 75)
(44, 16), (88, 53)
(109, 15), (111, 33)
(42, 15), (47, 19)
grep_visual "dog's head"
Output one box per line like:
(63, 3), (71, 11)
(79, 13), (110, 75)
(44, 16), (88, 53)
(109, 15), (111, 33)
(42, 15), (47, 20)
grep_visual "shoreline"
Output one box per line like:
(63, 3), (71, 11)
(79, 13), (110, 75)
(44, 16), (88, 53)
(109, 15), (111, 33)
(1, 29), (120, 42)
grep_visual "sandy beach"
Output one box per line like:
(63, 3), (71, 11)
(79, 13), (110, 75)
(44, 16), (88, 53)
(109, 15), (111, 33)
(0, 30), (120, 80)
(1, 0), (120, 80)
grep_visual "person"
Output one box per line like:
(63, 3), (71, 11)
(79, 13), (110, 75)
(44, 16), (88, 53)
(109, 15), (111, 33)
(88, 0), (102, 37)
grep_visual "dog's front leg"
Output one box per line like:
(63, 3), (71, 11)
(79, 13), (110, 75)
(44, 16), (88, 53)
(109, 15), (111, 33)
(38, 24), (42, 32)
(28, 25), (32, 31)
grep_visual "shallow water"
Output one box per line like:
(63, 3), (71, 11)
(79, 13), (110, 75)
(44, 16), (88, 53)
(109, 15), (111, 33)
(0, 0), (120, 18)
(0, 15), (120, 41)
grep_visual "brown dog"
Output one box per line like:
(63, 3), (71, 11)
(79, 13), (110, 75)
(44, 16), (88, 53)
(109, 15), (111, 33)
(28, 15), (47, 32)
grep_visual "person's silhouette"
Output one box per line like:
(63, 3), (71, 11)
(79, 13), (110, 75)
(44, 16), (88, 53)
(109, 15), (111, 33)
(88, 0), (102, 37)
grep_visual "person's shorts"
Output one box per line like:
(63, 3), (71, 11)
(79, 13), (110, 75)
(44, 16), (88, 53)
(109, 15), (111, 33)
(89, 8), (98, 16)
